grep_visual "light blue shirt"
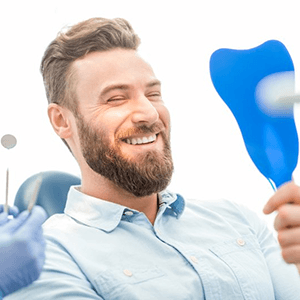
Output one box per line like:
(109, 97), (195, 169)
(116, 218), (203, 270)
(7, 186), (300, 299)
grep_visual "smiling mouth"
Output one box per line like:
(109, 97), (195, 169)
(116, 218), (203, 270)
(123, 134), (157, 145)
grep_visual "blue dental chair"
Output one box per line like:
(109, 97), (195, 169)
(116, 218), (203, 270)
(14, 171), (81, 218)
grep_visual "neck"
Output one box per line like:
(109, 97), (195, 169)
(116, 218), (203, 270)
(80, 172), (158, 225)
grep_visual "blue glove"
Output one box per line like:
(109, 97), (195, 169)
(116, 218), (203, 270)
(0, 205), (19, 226)
(0, 206), (47, 298)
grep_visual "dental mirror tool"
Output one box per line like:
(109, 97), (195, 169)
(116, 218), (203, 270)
(1, 134), (17, 213)
(27, 173), (43, 213)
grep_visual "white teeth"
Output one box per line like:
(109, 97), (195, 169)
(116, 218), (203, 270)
(124, 135), (156, 145)
(148, 135), (155, 142)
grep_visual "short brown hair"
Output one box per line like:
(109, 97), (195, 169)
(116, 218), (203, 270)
(41, 17), (141, 113)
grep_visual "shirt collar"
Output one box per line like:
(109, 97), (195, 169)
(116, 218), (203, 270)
(158, 190), (185, 218)
(64, 186), (185, 232)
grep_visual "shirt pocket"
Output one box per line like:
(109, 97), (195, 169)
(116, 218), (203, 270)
(209, 234), (275, 300)
(93, 265), (165, 300)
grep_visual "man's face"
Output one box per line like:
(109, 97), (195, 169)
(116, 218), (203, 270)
(72, 49), (173, 197)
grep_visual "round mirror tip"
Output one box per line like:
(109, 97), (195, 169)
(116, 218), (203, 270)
(1, 134), (17, 149)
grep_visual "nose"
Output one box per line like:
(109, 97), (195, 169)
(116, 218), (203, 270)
(131, 96), (159, 125)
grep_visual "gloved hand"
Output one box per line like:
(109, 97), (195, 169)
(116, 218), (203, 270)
(0, 205), (47, 298)
(0, 205), (19, 226)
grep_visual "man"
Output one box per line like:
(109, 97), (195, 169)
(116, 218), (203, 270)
(0, 205), (46, 299)
(6, 17), (300, 299)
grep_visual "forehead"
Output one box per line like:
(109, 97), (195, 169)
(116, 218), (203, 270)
(72, 49), (157, 94)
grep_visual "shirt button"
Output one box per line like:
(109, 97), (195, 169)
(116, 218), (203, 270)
(123, 269), (133, 277)
(156, 229), (161, 235)
(237, 238), (245, 246)
(124, 211), (134, 216)
(190, 256), (198, 264)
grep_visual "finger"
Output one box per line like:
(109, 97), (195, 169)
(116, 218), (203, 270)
(278, 227), (300, 247)
(34, 228), (46, 254)
(29, 206), (47, 225)
(17, 226), (46, 256)
(8, 206), (19, 217)
(1, 210), (30, 232)
(0, 205), (18, 217)
(263, 181), (300, 214)
(0, 207), (20, 226)
(17, 206), (47, 236)
(274, 204), (300, 230)
(281, 245), (300, 264)
(0, 212), (8, 226)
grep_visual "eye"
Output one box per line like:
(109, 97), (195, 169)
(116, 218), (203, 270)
(107, 96), (126, 102)
(147, 92), (162, 101)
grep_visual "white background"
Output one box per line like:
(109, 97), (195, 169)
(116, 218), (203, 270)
(1, 0), (300, 228)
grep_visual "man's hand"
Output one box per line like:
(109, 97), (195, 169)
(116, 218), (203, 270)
(0, 206), (47, 297)
(263, 181), (300, 271)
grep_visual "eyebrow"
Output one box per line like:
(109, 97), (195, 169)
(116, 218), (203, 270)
(146, 79), (161, 88)
(100, 79), (162, 97)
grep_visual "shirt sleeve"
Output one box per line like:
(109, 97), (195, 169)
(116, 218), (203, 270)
(237, 203), (300, 299)
(4, 237), (104, 300)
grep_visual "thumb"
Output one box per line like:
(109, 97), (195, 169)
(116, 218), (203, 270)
(17, 206), (47, 236)
(2, 210), (30, 233)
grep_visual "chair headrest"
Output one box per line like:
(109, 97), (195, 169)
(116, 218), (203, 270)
(14, 171), (81, 218)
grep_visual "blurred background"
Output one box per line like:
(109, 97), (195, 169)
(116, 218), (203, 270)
(1, 0), (300, 228)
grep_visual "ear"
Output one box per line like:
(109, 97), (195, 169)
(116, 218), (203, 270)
(48, 103), (74, 139)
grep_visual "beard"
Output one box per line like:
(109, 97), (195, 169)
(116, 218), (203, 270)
(75, 113), (174, 197)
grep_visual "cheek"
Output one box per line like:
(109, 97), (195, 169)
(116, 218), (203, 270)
(106, 109), (128, 121)
(101, 110), (129, 143)
(157, 104), (171, 129)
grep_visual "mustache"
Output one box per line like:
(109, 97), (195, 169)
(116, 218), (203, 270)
(115, 122), (165, 140)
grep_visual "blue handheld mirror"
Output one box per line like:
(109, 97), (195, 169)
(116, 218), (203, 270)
(210, 40), (299, 189)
